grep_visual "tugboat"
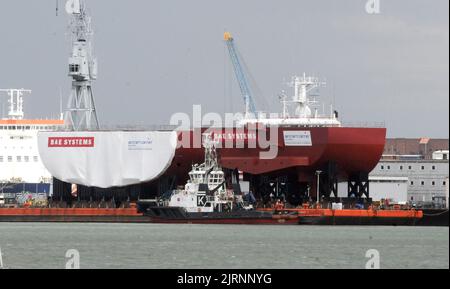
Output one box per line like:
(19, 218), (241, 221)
(139, 134), (299, 225)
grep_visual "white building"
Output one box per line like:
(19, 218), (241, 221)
(369, 155), (449, 207)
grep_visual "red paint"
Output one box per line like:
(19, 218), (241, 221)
(0, 208), (141, 216)
(0, 119), (64, 125)
(167, 127), (386, 182)
(257, 208), (423, 219)
(48, 137), (95, 147)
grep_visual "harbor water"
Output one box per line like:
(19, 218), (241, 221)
(0, 223), (448, 269)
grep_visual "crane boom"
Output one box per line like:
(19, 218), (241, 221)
(224, 32), (257, 118)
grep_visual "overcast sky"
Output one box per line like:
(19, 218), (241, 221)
(0, 0), (448, 138)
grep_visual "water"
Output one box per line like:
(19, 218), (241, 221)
(0, 223), (448, 269)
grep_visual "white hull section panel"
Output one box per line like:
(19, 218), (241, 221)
(37, 131), (177, 188)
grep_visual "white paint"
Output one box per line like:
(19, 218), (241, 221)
(0, 89), (31, 119)
(432, 150), (449, 160)
(283, 130), (312, 146)
(167, 134), (237, 213)
(38, 131), (178, 188)
(0, 122), (62, 183)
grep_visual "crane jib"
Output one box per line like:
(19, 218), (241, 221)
(225, 36), (257, 116)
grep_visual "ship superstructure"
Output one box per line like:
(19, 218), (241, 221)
(167, 134), (237, 213)
(0, 89), (64, 204)
(240, 73), (341, 127)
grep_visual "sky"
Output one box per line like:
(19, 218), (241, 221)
(0, 0), (448, 138)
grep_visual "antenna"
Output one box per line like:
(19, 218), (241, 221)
(287, 73), (326, 118)
(0, 89), (32, 120)
(59, 87), (63, 120)
(56, 0), (59, 16)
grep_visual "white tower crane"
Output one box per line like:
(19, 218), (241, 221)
(63, 0), (99, 131)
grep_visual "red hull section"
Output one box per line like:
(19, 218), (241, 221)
(168, 127), (386, 181)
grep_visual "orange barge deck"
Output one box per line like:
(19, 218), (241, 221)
(0, 207), (426, 225)
(258, 208), (423, 226)
(0, 208), (148, 223)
